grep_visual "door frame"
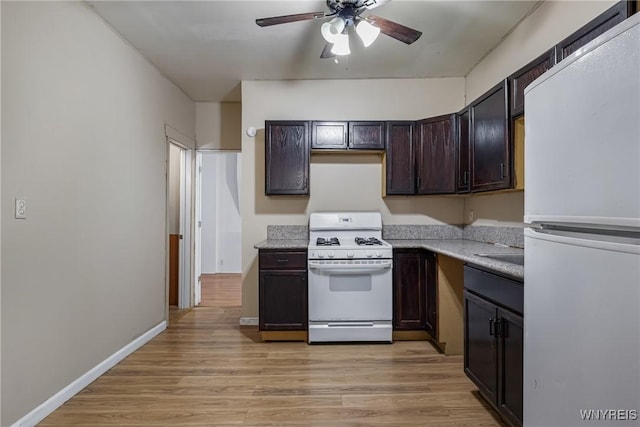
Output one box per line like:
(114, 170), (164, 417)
(166, 131), (196, 312)
(194, 149), (242, 293)
(194, 151), (203, 306)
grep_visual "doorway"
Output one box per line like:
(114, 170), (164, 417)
(167, 140), (193, 310)
(195, 151), (242, 307)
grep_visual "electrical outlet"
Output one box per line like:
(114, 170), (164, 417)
(15, 198), (27, 219)
(467, 210), (474, 223)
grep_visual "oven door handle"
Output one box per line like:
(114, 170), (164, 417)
(308, 261), (392, 274)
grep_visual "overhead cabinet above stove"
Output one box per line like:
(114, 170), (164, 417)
(311, 121), (385, 150)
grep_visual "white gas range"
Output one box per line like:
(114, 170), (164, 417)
(307, 212), (393, 343)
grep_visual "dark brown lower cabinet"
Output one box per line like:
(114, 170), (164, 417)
(464, 266), (523, 427)
(393, 249), (437, 338)
(258, 250), (307, 331)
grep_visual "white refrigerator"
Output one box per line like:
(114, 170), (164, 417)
(523, 13), (640, 427)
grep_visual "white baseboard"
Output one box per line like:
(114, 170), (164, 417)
(11, 321), (167, 427)
(239, 317), (258, 326)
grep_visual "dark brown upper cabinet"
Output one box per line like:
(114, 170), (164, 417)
(311, 121), (385, 150)
(385, 121), (416, 195)
(456, 108), (471, 193)
(264, 121), (310, 196)
(416, 114), (457, 194)
(509, 49), (555, 117)
(349, 121), (386, 149)
(555, 1), (634, 63)
(311, 121), (347, 149)
(470, 80), (511, 192)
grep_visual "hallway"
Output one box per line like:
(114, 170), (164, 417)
(40, 274), (503, 426)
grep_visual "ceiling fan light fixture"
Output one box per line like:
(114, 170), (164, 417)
(356, 20), (380, 47)
(321, 17), (346, 43)
(330, 32), (350, 56)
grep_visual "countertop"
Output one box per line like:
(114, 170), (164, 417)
(254, 239), (309, 250)
(254, 238), (523, 280)
(387, 239), (523, 280)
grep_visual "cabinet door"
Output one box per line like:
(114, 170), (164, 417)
(424, 252), (437, 339)
(456, 108), (470, 193)
(555, 1), (633, 63)
(509, 49), (555, 117)
(311, 121), (348, 149)
(464, 290), (498, 404)
(349, 121), (385, 149)
(416, 114), (456, 194)
(470, 80), (511, 192)
(259, 270), (307, 331)
(393, 250), (426, 330)
(497, 308), (523, 427)
(385, 121), (416, 195)
(265, 121), (310, 195)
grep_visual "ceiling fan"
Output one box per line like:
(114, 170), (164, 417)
(256, 0), (422, 58)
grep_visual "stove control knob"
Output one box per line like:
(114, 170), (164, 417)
(366, 251), (373, 258)
(376, 251), (383, 257)
(310, 251), (316, 258)
(347, 251), (354, 258)
(328, 251), (335, 258)
(318, 252), (325, 258)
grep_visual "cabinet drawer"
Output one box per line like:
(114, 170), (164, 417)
(464, 265), (523, 315)
(259, 251), (307, 269)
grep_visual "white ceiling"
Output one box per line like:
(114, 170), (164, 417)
(86, 0), (540, 102)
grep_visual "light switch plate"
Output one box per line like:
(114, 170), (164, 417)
(15, 198), (26, 219)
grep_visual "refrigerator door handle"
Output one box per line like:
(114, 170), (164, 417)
(525, 227), (640, 254)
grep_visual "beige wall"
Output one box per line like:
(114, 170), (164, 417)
(462, 0), (616, 226)
(0, 2), (3, 422)
(195, 102), (242, 150)
(241, 78), (466, 317)
(466, 0), (616, 101)
(1, 2), (195, 425)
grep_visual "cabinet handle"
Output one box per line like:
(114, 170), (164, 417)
(276, 259), (289, 264)
(489, 318), (495, 336)
(463, 171), (469, 185)
(417, 176), (422, 189)
(495, 319), (503, 337)
(500, 163), (506, 179)
(500, 319), (508, 338)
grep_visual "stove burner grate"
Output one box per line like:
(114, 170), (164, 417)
(355, 237), (384, 246)
(316, 237), (340, 246)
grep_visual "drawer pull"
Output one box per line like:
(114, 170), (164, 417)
(276, 259), (289, 263)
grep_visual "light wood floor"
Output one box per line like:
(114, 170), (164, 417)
(40, 274), (504, 426)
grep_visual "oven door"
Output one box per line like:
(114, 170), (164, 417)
(307, 259), (392, 322)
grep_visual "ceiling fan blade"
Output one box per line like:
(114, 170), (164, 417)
(256, 12), (325, 27)
(364, 0), (392, 10)
(367, 15), (422, 44)
(320, 43), (336, 59)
